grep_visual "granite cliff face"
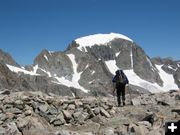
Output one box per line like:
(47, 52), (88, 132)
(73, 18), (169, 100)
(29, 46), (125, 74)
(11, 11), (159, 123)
(0, 33), (179, 96)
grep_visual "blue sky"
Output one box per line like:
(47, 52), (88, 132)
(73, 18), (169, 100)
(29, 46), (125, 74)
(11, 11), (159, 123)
(0, 0), (180, 65)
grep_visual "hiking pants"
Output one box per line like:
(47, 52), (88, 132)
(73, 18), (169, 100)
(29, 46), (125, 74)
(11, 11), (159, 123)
(116, 84), (125, 105)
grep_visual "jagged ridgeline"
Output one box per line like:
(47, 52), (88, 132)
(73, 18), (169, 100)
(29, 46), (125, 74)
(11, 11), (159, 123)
(0, 33), (180, 96)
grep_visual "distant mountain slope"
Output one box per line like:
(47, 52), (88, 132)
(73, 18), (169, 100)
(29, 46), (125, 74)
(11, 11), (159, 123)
(0, 33), (179, 96)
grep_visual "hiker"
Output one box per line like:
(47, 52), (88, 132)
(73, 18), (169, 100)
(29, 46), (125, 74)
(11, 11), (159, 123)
(112, 69), (129, 107)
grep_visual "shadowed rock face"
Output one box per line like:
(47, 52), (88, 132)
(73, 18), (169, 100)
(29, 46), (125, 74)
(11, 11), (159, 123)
(0, 62), (17, 89)
(34, 49), (73, 78)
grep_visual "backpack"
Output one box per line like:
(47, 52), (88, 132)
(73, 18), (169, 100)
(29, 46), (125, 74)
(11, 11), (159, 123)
(116, 72), (126, 85)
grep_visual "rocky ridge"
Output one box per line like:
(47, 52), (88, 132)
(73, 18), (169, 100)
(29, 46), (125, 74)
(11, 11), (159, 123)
(0, 89), (179, 135)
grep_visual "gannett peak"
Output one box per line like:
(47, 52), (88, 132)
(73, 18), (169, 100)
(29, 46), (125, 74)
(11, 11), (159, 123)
(75, 33), (133, 49)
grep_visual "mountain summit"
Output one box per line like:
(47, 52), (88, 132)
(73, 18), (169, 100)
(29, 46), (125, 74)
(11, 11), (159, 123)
(75, 33), (133, 51)
(0, 33), (179, 96)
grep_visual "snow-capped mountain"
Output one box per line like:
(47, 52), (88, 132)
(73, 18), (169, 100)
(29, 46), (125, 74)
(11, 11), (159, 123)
(0, 33), (179, 96)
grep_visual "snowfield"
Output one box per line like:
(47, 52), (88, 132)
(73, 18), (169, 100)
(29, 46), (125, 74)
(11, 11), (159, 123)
(6, 58), (179, 93)
(75, 33), (133, 51)
(104, 60), (179, 92)
(6, 64), (39, 76)
(51, 54), (89, 93)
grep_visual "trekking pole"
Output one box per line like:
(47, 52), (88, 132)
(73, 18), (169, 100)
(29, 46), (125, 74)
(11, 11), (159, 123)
(112, 83), (116, 106)
(127, 85), (132, 105)
(113, 91), (116, 106)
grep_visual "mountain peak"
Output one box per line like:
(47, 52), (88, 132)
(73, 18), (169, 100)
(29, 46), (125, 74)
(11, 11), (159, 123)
(75, 33), (133, 50)
(0, 49), (20, 67)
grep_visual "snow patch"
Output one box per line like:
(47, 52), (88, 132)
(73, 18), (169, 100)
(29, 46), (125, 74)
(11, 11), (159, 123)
(104, 60), (179, 92)
(105, 60), (119, 75)
(91, 70), (95, 75)
(177, 63), (180, 68)
(38, 68), (52, 77)
(146, 57), (157, 72)
(44, 55), (48, 61)
(123, 69), (163, 93)
(33, 65), (39, 74)
(115, 51), (121, 57)
(6, 64), (39, 76)
(75, 33), (133, 51)
(168, 65), (178, 71)
(55, 54), (88, 93)
(85, 64), (89, 69)
(72, 93), (75, 97)
(130, 46), (133, 69)
(89, 80), (95, 84)
(155, 64), (178, 91)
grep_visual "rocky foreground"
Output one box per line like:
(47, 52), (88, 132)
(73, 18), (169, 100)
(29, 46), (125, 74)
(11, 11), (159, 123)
(0, 90), (179, 135)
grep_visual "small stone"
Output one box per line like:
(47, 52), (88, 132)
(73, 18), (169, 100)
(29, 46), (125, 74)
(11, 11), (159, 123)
(14, 100), (24, 105)
(100, 103), (109, 110)
(138, 121), (152, 127)
(50, 112), (66, 126)
(67, 104), (76, 110)
(16, 117), (29, 130)
(5, 112), (15, 120)
(6, 108), (22, 114)
(53, 119), (64, 126)
(101, 127), (114, 135)
(82, 112), (89, 121)
(38, 104), (49, 113)
(0, 120), (4, 125)
(0, 89), (10, 95)
(73, 111), (85, 124)
(132, 98), (141, 106)
(6, 122), (22, 135)
(0, 127), (6, 134)
(0, 113), (6, 121)
(171, 108), (180, 115)
(24, 109), (32, 116)
(175, 94), (180, 100)
(64, 99), (74, 104)
(100, 107), (110, 118)
(148, 130), (162, 135)
(105, 102), (114, 109)
(74, 100), (83, 107)
(48, 105), (58, 115)
(55, 112), (66, 125)
(21, 95), (31, 102)
(128, 123), (149, 135)
(62, 110), (72, 121)
(93, 107), (100, 115)
(109, 109), (116, 116)
(84, 105), (95, 118)
(62, 103), (68, 109)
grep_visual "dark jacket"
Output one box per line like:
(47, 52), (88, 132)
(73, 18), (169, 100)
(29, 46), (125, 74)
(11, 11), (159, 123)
(112, 70), (129, 85)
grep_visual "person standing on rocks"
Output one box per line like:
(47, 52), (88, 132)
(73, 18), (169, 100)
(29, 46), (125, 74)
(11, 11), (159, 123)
(112, 69), (129, 107)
